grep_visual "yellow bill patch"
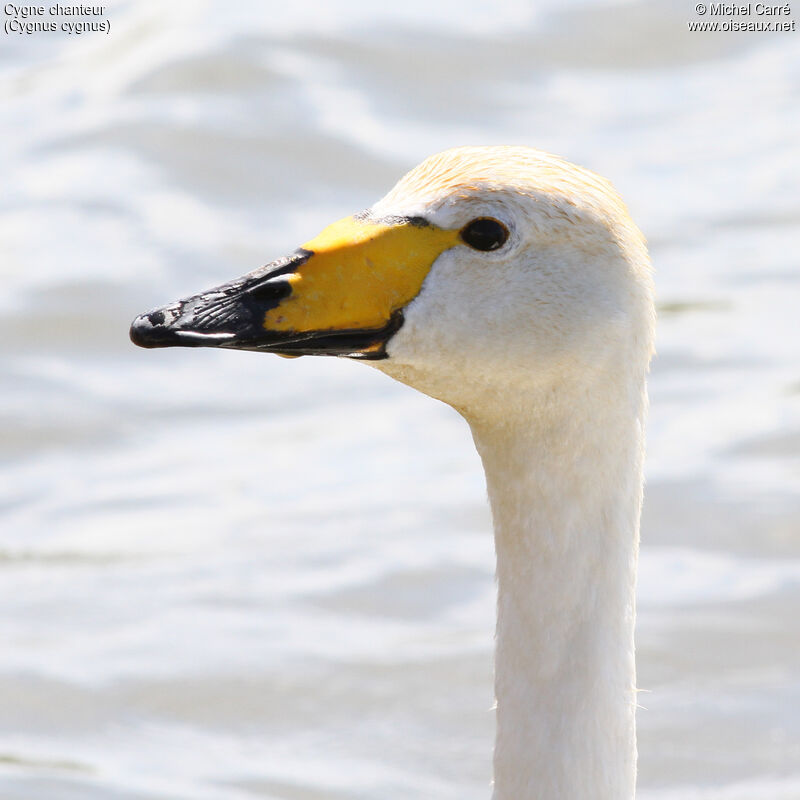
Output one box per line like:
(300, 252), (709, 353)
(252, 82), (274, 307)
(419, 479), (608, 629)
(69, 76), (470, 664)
(263, 215), (460, 333)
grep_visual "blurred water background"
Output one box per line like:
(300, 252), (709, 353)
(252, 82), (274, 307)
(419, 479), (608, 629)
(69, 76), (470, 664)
(1, 0), (799, 798)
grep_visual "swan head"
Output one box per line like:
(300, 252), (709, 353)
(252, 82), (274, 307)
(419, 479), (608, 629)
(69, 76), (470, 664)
(131, 145), (654, 421)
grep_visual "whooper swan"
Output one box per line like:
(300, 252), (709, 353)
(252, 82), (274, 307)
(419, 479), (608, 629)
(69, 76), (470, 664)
(131, 145), (656, 800)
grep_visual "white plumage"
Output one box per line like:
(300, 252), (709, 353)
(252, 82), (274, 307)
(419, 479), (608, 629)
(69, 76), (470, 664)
(372, 147), (655, 799)
(132, 145), (655, 799)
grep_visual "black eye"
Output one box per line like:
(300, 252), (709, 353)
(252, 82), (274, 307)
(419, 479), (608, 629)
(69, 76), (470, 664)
(460, 217), (509, 252)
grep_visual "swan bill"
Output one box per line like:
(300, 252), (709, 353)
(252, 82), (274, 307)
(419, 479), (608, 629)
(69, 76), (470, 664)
(129, 215), (459, 359)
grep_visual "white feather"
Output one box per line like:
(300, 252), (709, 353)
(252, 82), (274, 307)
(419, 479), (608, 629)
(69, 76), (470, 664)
(372, 146), (655, 799)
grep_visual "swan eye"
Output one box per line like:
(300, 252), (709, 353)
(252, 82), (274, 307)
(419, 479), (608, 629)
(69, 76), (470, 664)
(460, 218), (509, 252)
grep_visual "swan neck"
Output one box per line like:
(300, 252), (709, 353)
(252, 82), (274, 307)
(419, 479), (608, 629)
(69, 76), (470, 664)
(471, 391), (645, 800)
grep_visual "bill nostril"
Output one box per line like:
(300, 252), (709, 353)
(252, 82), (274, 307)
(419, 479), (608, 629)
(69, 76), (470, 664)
(243, 277), (293, 303)
(148, 310), (166, 326)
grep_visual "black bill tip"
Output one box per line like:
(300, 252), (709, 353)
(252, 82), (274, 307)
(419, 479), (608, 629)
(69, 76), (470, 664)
(130, 308), (174, 348)
(129, 307), (238, 349)
(129, 250), (310, 350)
